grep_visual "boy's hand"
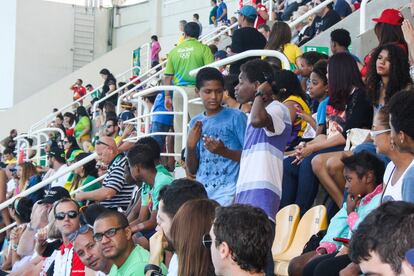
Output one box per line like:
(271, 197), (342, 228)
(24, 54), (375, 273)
(257, 81), (274, 102)
(203, 136), (226, 155)
(149, 230), (168, 265)
(187, 121), (203, 149)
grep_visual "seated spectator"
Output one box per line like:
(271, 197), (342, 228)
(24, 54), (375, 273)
(258, 23), (271, 40)
(253, 0), (269, 29)
(127, 144), (173, 248)
(186, 67), (246, 205)
(303, 1), (340, 41)
(222, 74), (251, 113)
(63, 112), (76, 137)
(209, 44), (218, 56)
(234, 59), (291, 274)
(289, 151), (385, 276)
(277, 0), (301, 21)
(274, 69), (311, 150)
(98, 69), (117, 109)
(366, 43), (412, 112)
(214, 50), (229, 75)
(70, 79), (87, 105)
(104, 117), (121, 145)
(63, 135), (81, 161)
(74, 136), (134, 211)
(296, 51), (328, 95)
(48, 198), (85, 275)
(282, 53), (373, 214)
(361, 8), (405, 78)
(14, 162), (43, 204)
(163, 21), (214, 157)
(229, 5), (267, 74)
(145, 178), (208, 276)
(330, 29), (360, 63)
(170, 199), (219, 275)
(86, 83), (101, 100)
(2, 129), (17, 151)
(2, 148), (16, 165)
(266, 21), (301, 67)
(333, 0), (352, 19)
(74, 106), (92, 149)
(208, 204), (274, 276)
(71, 152), (101, 204)
(93, 210), (166, 275)
(48, 147), (70, 188)
(349, 201), (414, 275)
(297, 60), (329, 137)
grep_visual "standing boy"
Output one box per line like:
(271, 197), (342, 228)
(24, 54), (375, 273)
(186, 67), (247, 206)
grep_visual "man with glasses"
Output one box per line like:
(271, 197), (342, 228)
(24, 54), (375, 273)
(74, 136), (134, 211)
(52, 198), (85, 275)
(104, 117), (121, 145)
(206, 204), (273, 276)
(93, 210), (166, 276)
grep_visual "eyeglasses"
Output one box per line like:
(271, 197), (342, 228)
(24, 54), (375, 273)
(202, 234), (212, 249)
(96, 140), (110, 147)
(93, 226), (127, 242)
(370, 129), (391, 138)
(55, 210), (79, 220)
(69, 223), (92, 242)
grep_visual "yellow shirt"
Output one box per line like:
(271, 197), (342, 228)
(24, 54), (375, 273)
(283, 43), (302, 65)
(177, 34), (185, 46)
(114, 135), (122, 145)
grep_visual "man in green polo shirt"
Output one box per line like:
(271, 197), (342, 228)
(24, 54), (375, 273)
(93, 210), (166, 276)
(163, 21), (214, 157)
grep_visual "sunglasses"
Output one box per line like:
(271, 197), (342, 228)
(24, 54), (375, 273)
(93, 226), (127, 242)
(55, 210), (79, 220)
(69, 223), (92, 242)
(370, 129), (391, 138)
(96, 140), (110, 147)
(202, 234), (212, 249)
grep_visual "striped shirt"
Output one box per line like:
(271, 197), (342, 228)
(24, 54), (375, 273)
(235, 101), (292, 222)
(101, 154), (135, 210)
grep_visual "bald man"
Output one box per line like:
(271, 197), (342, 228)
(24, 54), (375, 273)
(74, 136), (135, 210)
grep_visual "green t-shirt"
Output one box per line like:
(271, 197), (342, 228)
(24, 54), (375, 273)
(108, 245), (167, 276)
(209, 6), (218, 25)
(165, 38), (214, 86)
(74, 116), (91, 138)
(140, 166), (174, 211)
(81, 175), (101, 192)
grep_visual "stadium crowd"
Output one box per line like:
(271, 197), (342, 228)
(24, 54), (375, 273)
(1, 0), (414, 275)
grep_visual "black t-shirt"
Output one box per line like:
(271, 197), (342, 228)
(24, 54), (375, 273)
(99, 77), (118, 108)
(305, 9), (341, 39)
(229, 27), (267, 75)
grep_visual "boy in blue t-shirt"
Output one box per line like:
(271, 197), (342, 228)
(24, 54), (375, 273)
(186, 67), (247, 206)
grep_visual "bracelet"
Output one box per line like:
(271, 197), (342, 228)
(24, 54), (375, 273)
(255, 90), (264, 98)
(144, 264), (162, 274)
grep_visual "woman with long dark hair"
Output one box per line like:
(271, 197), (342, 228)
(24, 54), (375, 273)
(74, 106), (91, 147)
(72, 152), (101, 205)
(63, 135), (81, 160)
(366, 43), (412, 110)
(99, 68), (117, 107)
(170, 199), (218, 276)
(281, 53), (373, 214)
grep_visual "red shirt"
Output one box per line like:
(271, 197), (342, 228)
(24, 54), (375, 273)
(255, 4), (268, 29)
(72, 86), (87, 100)
(58, 243), (85, 275)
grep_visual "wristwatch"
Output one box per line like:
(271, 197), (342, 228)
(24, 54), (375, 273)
(144, 264), (162, 274)
(255, 90), (264, 98)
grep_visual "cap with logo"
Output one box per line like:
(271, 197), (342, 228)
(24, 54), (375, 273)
(38, 186), (70, 204)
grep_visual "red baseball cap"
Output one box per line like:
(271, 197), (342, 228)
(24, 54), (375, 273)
(372, 9), (403, 26)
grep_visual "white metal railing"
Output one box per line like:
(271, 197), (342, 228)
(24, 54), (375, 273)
(201, 22), (238, 44)
(288, 0), (334, 29)
(189, 49), (291, 77)
(29, 66), (141, 134)
(30, 128), (66, 164)
(122, 86), (188, 157)
(200, 24), (229, 42)
(359, 0), (369, 35)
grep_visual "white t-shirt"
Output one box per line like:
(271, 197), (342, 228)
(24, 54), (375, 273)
(50, 164), (70, 187)
(167, 253), (178, 276)
(382, 160), (414, 202)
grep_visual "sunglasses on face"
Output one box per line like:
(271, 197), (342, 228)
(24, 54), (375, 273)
(93, 226), (127, 242)
(370, 129), (391, 138)
(96, 140), (110, 147)
(55, 210), (79, 220)
(202, 234), (212, 249)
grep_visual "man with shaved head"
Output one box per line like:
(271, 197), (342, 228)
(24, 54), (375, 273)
(74, 136), (135, 210)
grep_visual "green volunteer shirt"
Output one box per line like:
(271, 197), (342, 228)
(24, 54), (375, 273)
(165, 38), (214, 86)
(209, 6), (218, 25)
(108, 245), (167, 276)
(141, 165), (174, 211)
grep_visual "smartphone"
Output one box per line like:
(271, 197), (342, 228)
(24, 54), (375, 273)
(333, 237), (350, 244)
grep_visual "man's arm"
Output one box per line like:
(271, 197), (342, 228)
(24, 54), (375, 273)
(250, 92), (275, 132)
(131, 210), (158, 233)
(74, 186), (117, 202)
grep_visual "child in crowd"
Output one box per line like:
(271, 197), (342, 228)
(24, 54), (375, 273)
(234, 59), (291, 222)
(289, 151), (385, 276)
(186, 67), (247, 206)
(222, 75), (251, 113)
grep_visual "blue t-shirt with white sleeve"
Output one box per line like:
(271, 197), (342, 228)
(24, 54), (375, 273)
(317, 96), (329, 126)
(189, 107), (247, 206)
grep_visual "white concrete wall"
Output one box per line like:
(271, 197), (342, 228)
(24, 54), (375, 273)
(13, 0), (110, 104)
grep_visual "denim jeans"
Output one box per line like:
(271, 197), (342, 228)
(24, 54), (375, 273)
(150, 121), (172, 150)
(280, 145), (344, 216)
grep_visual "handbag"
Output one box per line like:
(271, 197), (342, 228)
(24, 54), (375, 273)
(344, 128), (370, 151)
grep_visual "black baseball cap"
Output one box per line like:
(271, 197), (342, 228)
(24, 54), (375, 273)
(48, 147), (65, 159)
(38, 187), (70, 204)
